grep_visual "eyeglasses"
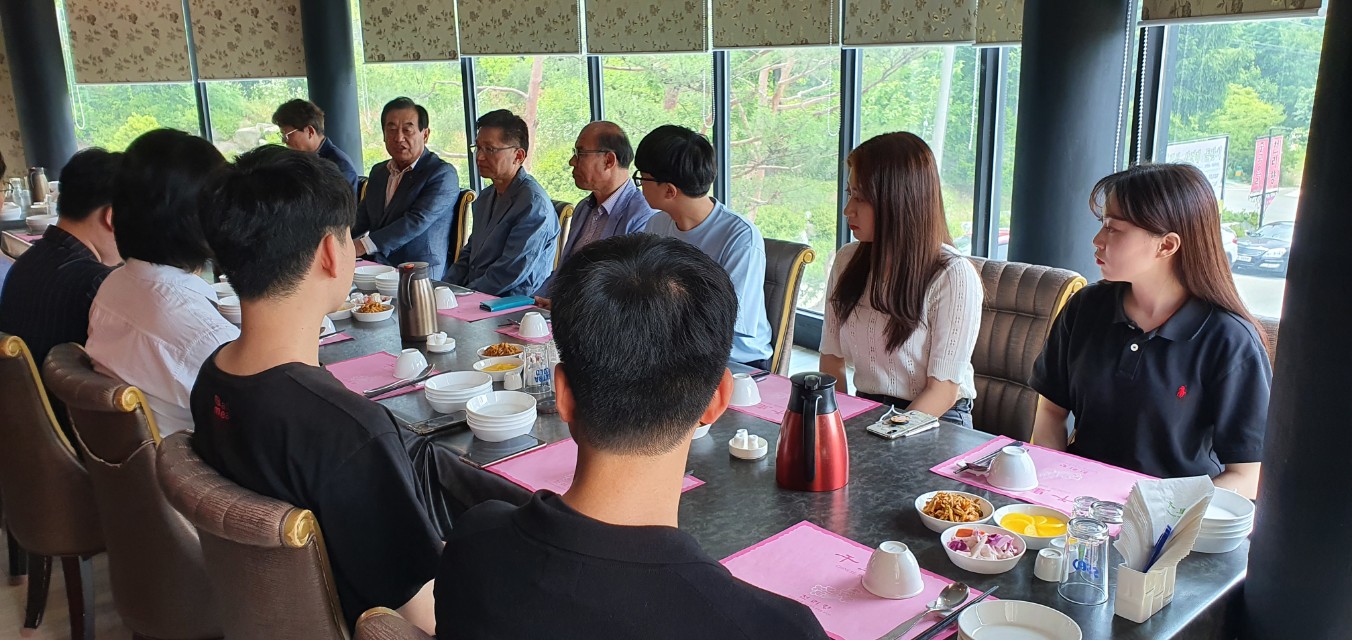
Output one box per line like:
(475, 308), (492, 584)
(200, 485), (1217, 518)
(470, 144), (520, 155)
(571, 148), (610, 159)
(279, 129), (299, 143)
(632, 170), (666, 188)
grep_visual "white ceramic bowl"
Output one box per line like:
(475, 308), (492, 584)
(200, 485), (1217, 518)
(941, 523), (1027, 575)
(352, 305), (394, 322)
(1202, 489), (1255, 525)
(25, 214), (56, 233)
(1199, 519), (1255, 535)
(693, 424), (711, 439)
(467, 390), (537, 419)
(425, 371), (493, 395)
(957, 600), (1082, 640)
(473, 356), (524, 382)
(326, 301), (356, 321)
(212, 282), (237, 299)
(0, 204), (21, 221)
(477, 344), (526, 359)
(991, 504), (1071, 550)
(216, 295), (241, 315)
(1192, 532), (1250, 554)
(914, 490), (994, 533)
(353, 265), (394, 290)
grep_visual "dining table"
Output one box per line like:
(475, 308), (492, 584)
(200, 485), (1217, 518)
(321, 298), (1248, 640)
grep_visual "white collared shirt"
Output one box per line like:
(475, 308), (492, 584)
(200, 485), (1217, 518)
(86, 259), (240, 436)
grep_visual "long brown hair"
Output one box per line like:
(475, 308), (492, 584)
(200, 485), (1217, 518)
(832, 132), (954, 352)
(1090, 163), (1266, 343)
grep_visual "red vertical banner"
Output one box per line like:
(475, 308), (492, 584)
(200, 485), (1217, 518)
(1251, 137), (1270, 195)
(1251, 135), (1284, 195)
(1266, 135), (1284, 194)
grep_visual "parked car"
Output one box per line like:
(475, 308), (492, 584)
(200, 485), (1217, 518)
(1234, 221), (1294, 276)
(1220, 224), (1237, 266)
(954, 228), (1010, 260)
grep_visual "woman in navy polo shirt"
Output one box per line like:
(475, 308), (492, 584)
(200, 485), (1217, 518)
(1031, 163), (1271, 498)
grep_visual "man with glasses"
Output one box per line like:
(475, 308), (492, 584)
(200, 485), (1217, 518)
(533, 121), (656, 305)
(272, 99), (360, 194)
(444, 109), (558, 297)
(354, 97), (460, 279)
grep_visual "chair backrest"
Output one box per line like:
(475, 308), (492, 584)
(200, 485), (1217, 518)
(0, 333), (102, 557)
(157, 432), (349, 640)
(43, 343), (221, 640)
(355, 608), (433, 640)
(552, 200), (575, 270)
(357, 176), (369, 203)
(451, 189), (476, 264)
(965, 257), (1086, 441)
(1256, 314), (1280, 365)
(763, 239), (815, 375)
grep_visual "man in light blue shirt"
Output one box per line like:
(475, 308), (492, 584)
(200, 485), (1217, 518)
(445, 109), (558, 297)
(636, 125), (773, 367)
(535, 121), (657, 302)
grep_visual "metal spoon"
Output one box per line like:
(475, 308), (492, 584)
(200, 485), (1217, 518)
(878, 582), (970, 640)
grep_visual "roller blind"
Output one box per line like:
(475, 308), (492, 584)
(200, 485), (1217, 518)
(65, 0), (192, 83)
(712, 0), (840, 49)
(457, 0), (582, 56)
(0, 26), (25, 176)
(188, 0), (307, 80)
(1140, 0), (1325, 25)
(976, 0), (1023, 46)
(359, 0), (459, 62)
(843, 0), (977, 46)
(586, 0), (709, 54)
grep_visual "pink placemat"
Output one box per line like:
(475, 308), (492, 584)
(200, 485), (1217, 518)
(722, 521), (986, 640)
(355, 259), (383, 268)
(727, 374), (881, 424)
(437, 292), (539, 322)
(319, 332), (353, 347)
(930, 436), (1155, 514)
(16, 233), (42, 243)
(495, 323), (551, 344)
(325, 352), (425, 400)
(488, 438), (703, 494)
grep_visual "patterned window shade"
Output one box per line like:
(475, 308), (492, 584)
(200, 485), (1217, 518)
(359, 0), (459, 62)
(712, 0), (841, 49)
(188, 0), (307, 80)
(843, 0), (977, 46)
(0, 27), (24, 176)
(1140, 0), (1325, 25)
(65, 0), (192, 84)
(587, 0), (709, 54)
(976, 0), (1023, 46)
(457, 0), (582, 56)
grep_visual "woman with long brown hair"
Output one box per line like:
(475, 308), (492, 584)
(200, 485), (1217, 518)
(1031, 163), (1271, 498)
(819, 132), (983, 427)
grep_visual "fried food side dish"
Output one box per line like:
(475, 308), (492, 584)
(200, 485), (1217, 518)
(922, 492), (985, 522)
(482, 342), (523, 357)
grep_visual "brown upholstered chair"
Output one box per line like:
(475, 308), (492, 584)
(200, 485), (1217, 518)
(0, 332), (103, 639)
(451, 189), (476, 264)
(1256, 314), (1280, 365)
(763, 239), (816, 375)
(552, 199), (575, 270)
(964, 258), (1086, 441)
(5, 501), (27, 585)
(157, 432), (349, 640)
(43, 343), (223, 640)
(355, 608), (433, 640)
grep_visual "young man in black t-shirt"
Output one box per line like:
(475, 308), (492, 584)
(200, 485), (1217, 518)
(435, 234), (828, 639)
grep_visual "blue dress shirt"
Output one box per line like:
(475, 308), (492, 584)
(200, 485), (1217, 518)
(535, 180), (657, 297)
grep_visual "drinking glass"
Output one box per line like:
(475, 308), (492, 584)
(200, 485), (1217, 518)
(1059, 517), (1110, 605)
(1072, 496), (1098, 519)
(521, 344), (557, 414)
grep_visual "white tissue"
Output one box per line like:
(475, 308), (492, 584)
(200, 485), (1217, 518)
(1115, 476), (1214, 572)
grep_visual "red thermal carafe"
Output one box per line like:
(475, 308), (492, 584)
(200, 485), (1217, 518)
(775, 372), (849, 492)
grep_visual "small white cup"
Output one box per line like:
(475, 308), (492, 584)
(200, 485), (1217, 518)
(519, 311), (549, 338)
(434, 286), (457, 310)
(729, 373), (762, 407)
(393, 348), (428, 380)
(320, 316), (336, 335)
(987, 446), (1039, 491)
(503, 370), (523, 390)
(861, 541), (925, 599)
(1034, 548), (1065, 582)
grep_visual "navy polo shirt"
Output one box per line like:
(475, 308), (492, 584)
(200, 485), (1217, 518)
(1031, 281), (1271, 479)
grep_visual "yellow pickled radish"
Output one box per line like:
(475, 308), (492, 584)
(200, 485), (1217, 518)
(1000, 512), (1067, 537)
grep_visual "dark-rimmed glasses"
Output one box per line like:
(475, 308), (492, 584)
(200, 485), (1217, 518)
(632, 170), (666, 188)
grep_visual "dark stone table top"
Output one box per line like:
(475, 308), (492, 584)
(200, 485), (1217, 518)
(323, 303), (1246, 640)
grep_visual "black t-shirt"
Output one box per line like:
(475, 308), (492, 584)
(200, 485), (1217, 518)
(435, 491), (829, 640)
(0, 225), (114, 367)
(1031, 281), (1271, 478)
(190, 348), (444, 628)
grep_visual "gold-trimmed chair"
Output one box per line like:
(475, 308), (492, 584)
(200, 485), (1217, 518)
(965, 257), (1086, 441)
(552, 200), (575, 270)
(157, 431), (349, 640)
(0, 333), (103, 639)
(355, 608), (433, 640)
(763, 239), (816, 375)
(451, 189), (476, 264)
(44, 343), (223, 640)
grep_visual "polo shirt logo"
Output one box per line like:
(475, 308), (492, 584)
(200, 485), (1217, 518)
(213, 395), (231, 421)
(1177, 385), (1187, 399)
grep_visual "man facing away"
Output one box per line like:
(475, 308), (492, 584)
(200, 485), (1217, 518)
(637, 125), (774, 368)
(443, 109), (558, 297)
(435, 233), (828, 640)
(533, 120), (657, 305)
(272, 98), (361, 194)
(354, 97), (460, 279)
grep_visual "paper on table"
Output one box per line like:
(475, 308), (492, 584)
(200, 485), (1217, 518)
(319, 332), (354, 347)
(325, 352), (425, 400)
(495, 323), (551, 344)
(488, 438), (703, 494)
(721, 521), (986, 640)
(726, 374), (880, 424)
(437, 292), (539, 322)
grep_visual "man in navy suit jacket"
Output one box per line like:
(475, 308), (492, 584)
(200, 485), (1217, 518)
(354, 97), (460, 279)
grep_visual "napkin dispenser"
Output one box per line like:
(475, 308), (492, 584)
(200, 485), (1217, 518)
(480, 295), (535, 312)
(1115, 564), (1176, 623)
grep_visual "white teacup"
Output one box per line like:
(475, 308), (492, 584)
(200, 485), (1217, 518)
(434, 286), (457, 310)
(519, 311), (550, 338)
(986, 445), (1039, 491)
(729, 373), (762, 406)
(393, 348), (429, 380)
(861, 541), (925, 599)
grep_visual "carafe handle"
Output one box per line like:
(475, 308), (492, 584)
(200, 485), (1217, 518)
(803, 384), (819, 483)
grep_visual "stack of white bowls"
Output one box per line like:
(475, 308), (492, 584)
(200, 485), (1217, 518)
(466, 391), (537, 442)
(353, 265), (394, 291)
(375, 271), (400, 298)
(1193, 489), (1255, 553)
(25, 213), (56, 234)
(423, 371), (493, 414)
(216, 295), (242, 324)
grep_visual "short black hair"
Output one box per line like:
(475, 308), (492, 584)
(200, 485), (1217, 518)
(551, 233), (737, 455)
(381, 96), (429, 130)
(272, 99), (326, 135)
(113, 129), (226, 272)
(57, 148), (122, 223)
(589, 121), (633, 169)
(476, 109), (530, 154)
(634, 125), (716, 198)
(199, 146), (355, 301)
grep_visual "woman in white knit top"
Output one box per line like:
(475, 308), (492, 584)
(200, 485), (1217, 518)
(819, 132), (983, 427)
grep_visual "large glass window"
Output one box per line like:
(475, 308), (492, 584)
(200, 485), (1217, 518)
(601, 54), (711, 144)
(355, 61), (470, 184)
(1161, 17), (1326, 317)
(205, 79), (309, 157)
(728, 48), (840, 313)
